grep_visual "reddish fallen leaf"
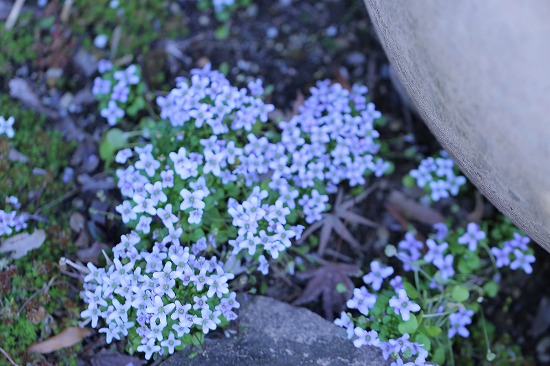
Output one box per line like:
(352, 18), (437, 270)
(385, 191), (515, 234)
(28, 327), (91, 354)
(298, 187), (378, 256)
(293, 262), (360, 320)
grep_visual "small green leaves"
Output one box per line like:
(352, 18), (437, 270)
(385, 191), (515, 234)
(414, 333), (431, 352)
(336, 282), (347, 294)
(403, 282), (419, 299)
(451, 285), (470, 302)
(126, 96), (146, 117)
(99, 128), (129, 163)
(398, 314), (418, 335)
(483, 281), (499, 298)
(215, 24), (231, 40)
(432, 348), (446, 365)
(402, 174), (416, 188)
(422, 325), (442, 337)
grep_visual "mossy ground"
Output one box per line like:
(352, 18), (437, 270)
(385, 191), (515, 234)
(0, 95), (79, 366)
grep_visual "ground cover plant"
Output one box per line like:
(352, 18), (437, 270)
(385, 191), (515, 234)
(0, 1), (548, 365)
(336, 164), (535, 364)
(76, 63), (390, 359)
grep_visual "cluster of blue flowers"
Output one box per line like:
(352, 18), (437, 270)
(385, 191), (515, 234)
(491, 232), (535, 273)
(280, 81), (389, 189)
(85, 64), (388, 359)
(0, 196), (27, 237)
(409, 152), (466, 202)
(0, 115), (15, 138)
(93, 61), (142, 126)
(336, 219), (535, 365)
(335, 259), (427, 365)
(81, 231), (239, 359)
(227, 187), (304, 267)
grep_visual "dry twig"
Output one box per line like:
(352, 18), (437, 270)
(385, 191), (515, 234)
(4, 0), (25, 30)
(60, 0), (73, 23)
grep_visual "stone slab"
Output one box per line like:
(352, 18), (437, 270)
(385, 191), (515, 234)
(161, 295), (388, 366)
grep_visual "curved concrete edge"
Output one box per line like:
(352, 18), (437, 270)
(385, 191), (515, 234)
(364, 0), (550, 251)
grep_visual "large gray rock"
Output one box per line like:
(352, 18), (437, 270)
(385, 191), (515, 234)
(364, 0), (550, 251)
(161, 295), (387, 366)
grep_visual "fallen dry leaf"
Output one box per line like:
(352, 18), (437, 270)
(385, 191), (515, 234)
(69, 212), (86, 233)
(298, 186), (378, 256)
(9, 78), (59, 119)
(387, 190), (445, 226)
(28, 327), (91, 354)
(77, 242), (107, 264)
(74, 230), (90, 248)
(293, 261), (360, 320)
(0, 230), (46, 259)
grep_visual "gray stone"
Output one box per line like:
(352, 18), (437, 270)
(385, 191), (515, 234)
(161, 296), (388, 366)
(364, 0), (550, 251)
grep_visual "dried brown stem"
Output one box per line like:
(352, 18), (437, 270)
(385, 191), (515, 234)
(0, 346), (19, 366)
(4, 0), (25, 30)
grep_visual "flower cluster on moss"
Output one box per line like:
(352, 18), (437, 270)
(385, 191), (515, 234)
(0, 196), (27, 237)
(94, 62), (146, 126)
(81, 232), (238, 359)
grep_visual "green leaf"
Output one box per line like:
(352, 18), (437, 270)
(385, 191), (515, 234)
(414, 333), (431, 352)
(214, 24), (231, 40)
(398, 315), (418, 335)
(335, 283), (347, 294)
(422, 325), (442, 337)
(466, 253), (481, 270)
(219, 62), (230, 75)
(127, 96), (146, 117)
(105, 128), (128, 146)
(402, 174), (416, 188)
(403, 282), (419, 299)
(457, 258), (472, 275)
(451, 285), (470, 302)
(99, 128), (129, 162)
(483, 281), (499, 298)
(433, 348), (446, 365)
(189, 228), (206, 242)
